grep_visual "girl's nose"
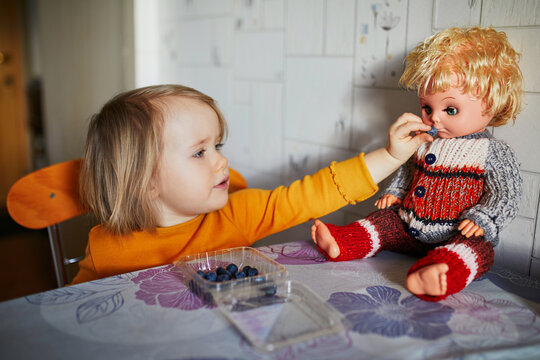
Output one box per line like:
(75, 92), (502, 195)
(214, 151), (228, 172)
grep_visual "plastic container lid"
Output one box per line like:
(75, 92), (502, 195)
(217, 279), (344, 351)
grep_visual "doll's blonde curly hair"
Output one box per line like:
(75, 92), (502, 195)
(400, 27), (523, 126)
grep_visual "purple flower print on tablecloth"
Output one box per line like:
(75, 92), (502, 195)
(258, 241), (326, 265)
(328, 286), (453, 340)
(132, 264), (208, 311)
(445, 292), (540, 345)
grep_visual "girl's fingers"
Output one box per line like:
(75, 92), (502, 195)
(394, 120), (431, 138)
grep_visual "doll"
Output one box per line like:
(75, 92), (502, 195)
(312, 27), (524, 301)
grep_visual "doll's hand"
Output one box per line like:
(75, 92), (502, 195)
(458, 219), (485, 238)
(387, 113), (433, 162)
(375, 194), (401, 209)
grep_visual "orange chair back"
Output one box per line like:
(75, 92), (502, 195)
(7, 159), (86, 229)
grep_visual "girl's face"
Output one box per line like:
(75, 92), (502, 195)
(419, 84), (493, 139)
(153, 97), (229, 227)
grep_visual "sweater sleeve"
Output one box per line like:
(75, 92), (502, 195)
(383, 157), (415, 199)
(223, 153), (379, 243)
(459, 139), (523, 245)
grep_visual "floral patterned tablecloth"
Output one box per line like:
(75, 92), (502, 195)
(1, 240), (540, 359)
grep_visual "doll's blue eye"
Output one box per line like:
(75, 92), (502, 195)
(445, 107), (458, 115)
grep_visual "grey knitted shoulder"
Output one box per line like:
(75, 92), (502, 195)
(460, 136), (523, 245)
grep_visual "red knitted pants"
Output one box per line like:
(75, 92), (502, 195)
(321, 209), (494, 301)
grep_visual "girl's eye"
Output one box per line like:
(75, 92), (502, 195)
(215, 143), (224, 151)
(422, 106), (432, 115)
(445, 107), (458, 115)
(193, 149), (206, 158)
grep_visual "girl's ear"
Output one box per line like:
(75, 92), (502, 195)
(148, 179), (160, 200)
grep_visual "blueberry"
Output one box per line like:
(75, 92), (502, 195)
(226, 263), (238, 274)
(216, 273), (231, 282)
(427, 126), (437, 137)
(262, 285), (277, 296)
(247, 267), (258, 277)
(216, 267), (227, 275)
(204, 271), (217, 282)
(242, 266), (251, 274)
(234, 271), (246, 279)
(196, 270), (205, 278)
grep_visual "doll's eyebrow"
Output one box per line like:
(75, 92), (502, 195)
(442, 96), (456, 101)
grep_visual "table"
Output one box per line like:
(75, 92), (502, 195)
(2, 240), (540, 359)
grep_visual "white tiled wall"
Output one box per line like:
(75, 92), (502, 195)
(146, 0), (540, 277)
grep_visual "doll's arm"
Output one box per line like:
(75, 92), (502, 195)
(459, 140), (523, 244)
(381, 157), (415, 200)
(374, 155), (415, 209)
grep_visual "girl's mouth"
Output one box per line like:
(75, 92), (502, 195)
(214, 176), (229, 190)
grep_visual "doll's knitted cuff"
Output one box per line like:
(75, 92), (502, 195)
(320, 221), (377, 262)
(407, 246), (473, 302)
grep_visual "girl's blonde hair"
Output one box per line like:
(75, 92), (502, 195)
(80, 84), (227, 235)
(399, 27), (523, 126)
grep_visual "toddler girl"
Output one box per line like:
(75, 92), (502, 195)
(72, 84), (432, 284)
(312, 27), (523, 301)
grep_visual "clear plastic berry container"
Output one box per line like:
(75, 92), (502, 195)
(176, 247), (345, 351)
(175, 247), (288, 304)
(217, 279), (345, 352)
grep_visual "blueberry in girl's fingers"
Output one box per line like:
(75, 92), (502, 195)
(226, 263), (238, 274)
(427, 126), (437, 136)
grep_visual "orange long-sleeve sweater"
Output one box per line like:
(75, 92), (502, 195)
(71, 154), (377, 284)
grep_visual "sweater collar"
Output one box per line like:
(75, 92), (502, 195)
(454, 129), (492, 140)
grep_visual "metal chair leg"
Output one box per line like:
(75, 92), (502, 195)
(47, 224), (67, 288)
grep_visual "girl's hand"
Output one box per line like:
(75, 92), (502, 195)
(458, 219), (485, 238)
(386, 113), (433, 162)
(375, 194), (401, 209)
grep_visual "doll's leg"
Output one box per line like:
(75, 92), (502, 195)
(406, 234), (494, 302)
(312, 208), (420, 261)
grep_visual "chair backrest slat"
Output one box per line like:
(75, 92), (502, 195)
(7, 159), (86, 229)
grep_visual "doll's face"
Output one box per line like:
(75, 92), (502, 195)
(419, 84), (493, 139)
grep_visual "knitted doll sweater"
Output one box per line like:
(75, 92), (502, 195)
(384, 130), (522, 245)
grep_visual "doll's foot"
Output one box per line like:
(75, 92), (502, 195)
(311, 219), (340, 258)
(406, 263), (449, 296)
